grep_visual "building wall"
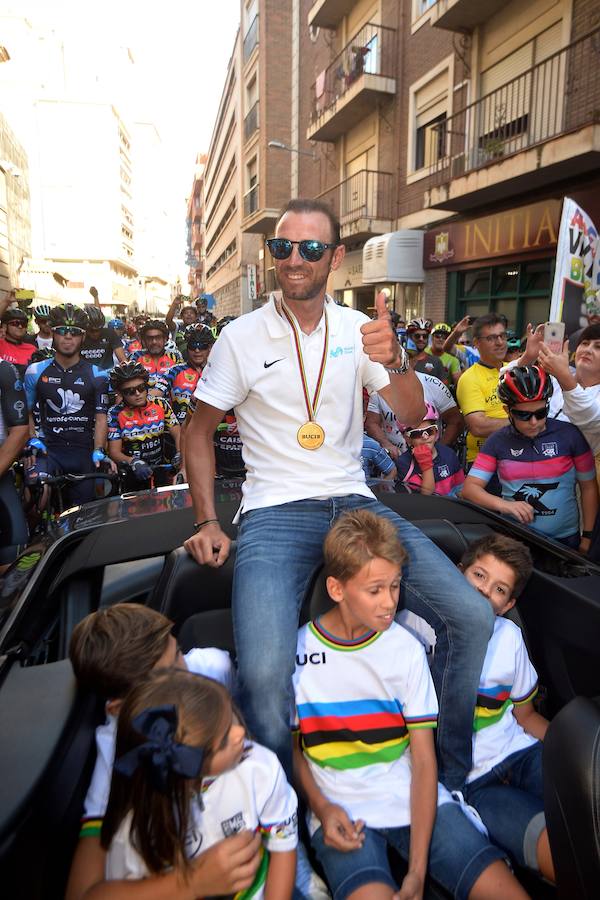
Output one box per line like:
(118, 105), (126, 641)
(0, 113), (31, 292)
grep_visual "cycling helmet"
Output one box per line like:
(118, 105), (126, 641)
(30, 346), (55, 364)
(140, 318), (169, 337)
(407, 318), (433, 333)
(48, 303), (89, 330)
(33, 304), (52, 319)
(423, 402), (439, 421)
(506, 330), (522, 352)
(164, 337), (178, 354)
(185, 323), (215, 346)
(110, 362), (150, 390)
(85, 305), (106, 328)
(1, 307), (29, 325)
(108, 317), (124, 329)
(497, 365), (553, 407)
(432, 322), (451, 334)
(216, 315), (236, 335)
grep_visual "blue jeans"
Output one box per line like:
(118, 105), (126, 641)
(464, 743), (545, 870)
(232, 496), (493, 789)
(311, 802), (505, 900)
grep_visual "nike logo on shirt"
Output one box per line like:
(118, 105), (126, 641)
(264, 358), (284, 368)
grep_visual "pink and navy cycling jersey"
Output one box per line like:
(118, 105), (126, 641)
(162, 363), (201, 423)
(396, 444), (464, 496)
(470, 417), (595, 540)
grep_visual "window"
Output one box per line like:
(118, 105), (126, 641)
(408, 63), (452, 177)
(415, 113), (446, 170)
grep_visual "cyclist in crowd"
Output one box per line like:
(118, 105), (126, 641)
(0, 358), (29, 565)
(23, 303), (112, 504)
(0, 308), (36, 376)
(162, 324), (215, 424)
(463, 365), (598, 552)
(107, 362), (182, 489)
(32, 304), (54, 350)
(129, 318), (183, 392)
(443, 315), (481, 369)
(165, 293), (199, 349)
(406, 318), (449, 384)
(81, 305), (126, 370)
(426, 322), (462, 386)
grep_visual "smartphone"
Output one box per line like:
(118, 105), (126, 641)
(543, 321), (565, 355)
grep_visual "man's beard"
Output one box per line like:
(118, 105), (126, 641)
(276, 268), (329, 302)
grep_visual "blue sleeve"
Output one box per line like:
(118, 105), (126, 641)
(92, 366), (110, 414)
(374, 446), (395, 476)
(24, 359), (52, 409)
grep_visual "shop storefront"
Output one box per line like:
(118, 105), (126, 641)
(423, 198), (562, 333)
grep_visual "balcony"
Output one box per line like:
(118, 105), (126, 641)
(241, 184), (280, 234)
(308, 22), (396, 142)
(316, 170), (394, 243)
(243, 15), (259, 64)
(244, 101), (259, 143)
(424, 27), (600, 212)
(308, 0), (357, 30)
(430, 0), (505, 32)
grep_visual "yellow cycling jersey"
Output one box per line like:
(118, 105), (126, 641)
(456, 362), (507, 462)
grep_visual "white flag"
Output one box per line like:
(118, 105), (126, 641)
(550, 198), (600, 332)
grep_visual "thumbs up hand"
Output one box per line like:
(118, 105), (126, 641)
(360, 291), (402, 366)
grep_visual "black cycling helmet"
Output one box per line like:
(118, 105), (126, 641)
(185, 323), (215, 346)
(140, 318), (169, 337)
(85, 304), (106, 328)
(1, 307), (29, 325)
(30, 347), (55, 364)
(48, 303), (89, 330)
(497, 365), (553, 407)
(216, 315), (236, 336)
(110, 362), (150, 390)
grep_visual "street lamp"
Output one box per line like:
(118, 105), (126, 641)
(268, 140), (316, 160)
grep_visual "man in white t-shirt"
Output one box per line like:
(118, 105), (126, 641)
(184, 198), (494, 798)
(365, 371), (463, 457)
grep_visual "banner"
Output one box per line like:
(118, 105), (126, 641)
(247, 264), (257, 302)
(550, 198), (600, 333)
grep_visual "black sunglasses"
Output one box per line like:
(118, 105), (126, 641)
(187, 340), (212, 350)
(122, 383), (148, 397)
(52, 325), (85, 336)
(510, 405), (549, 422)
(6, 319), (27, 328)
(266, 238), (338, 262)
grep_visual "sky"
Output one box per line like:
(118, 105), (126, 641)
(5, 0), (242, 277)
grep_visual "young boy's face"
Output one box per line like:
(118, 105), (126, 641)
(405, 418), (438, 450)
(328, 557), (402, 633)
(462, 553), (517, 616)
(507, 400), (549, 439)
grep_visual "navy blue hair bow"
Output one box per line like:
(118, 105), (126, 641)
(114, 704), (204, 793)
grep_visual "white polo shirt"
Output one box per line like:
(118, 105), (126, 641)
(194, 295), (391, 516)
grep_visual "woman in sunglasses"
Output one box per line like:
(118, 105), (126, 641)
(463, 365), (598, 554)
(395, 403), (465, 497)
(107, 362), (181, 489)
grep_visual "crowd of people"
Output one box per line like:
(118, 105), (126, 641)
(3, 197), (600, 897)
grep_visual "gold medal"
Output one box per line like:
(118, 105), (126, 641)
(282, 304), (329, 452)
(297, 421), (325, 450)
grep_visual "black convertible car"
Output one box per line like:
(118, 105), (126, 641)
(0, 481), (598, 899)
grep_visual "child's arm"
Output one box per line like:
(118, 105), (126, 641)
(579, 476), (599, 554)
(66, 832), (262, 900)
(292, 734), (364, 852)
(264, 849), (296, 900)
(462, 472), (535, 524)
(398, 728), (437, 900)
(513, 700), (548, 741)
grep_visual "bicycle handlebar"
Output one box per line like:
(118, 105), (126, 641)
(35, 472), (119, 486)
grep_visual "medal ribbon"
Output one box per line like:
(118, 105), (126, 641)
(281, 305), (329, 423)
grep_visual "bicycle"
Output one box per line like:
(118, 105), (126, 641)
(26, 470), (120, 535)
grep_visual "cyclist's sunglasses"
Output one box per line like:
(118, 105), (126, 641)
(510, 405), (549, 422)
(6, 319), (27, 328)
(187, 340), (212, 350)
(122, 383), (148, 397)
(405, 424), (438, 440)
(266, 238), (338, 262)
(52, 325), (85, 336)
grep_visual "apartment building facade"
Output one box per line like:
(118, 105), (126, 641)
(0, 113), (31, 295)
(186, 154), (206, 298)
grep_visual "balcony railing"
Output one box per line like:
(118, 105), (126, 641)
(244, 101), (259, 142)
(310, 22), (396, 122)
(316, 170), (394, 230)
(427, 26), (600, 187)
(243, 184), (259, 218)
(243, 15), (259, 63)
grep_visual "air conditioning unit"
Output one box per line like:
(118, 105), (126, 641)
(362, 230), (425, 284)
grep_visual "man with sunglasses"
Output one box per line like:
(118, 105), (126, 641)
(426, 322), (462, 387)
(456, 314), (509, 467)
(130, 319), (183, 393)
(406, 318), (448, 385)
(0, 308), (36, 376)
(184, 199), (496, 827)
(162, 324), (214, 424)
(23, 303), (112, 504)
(107, 362), (181, 489)
(463, 365), (598, 553)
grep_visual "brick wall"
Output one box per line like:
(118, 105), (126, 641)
(571, 0), (600, 39)
(423, 267), (448, 322)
